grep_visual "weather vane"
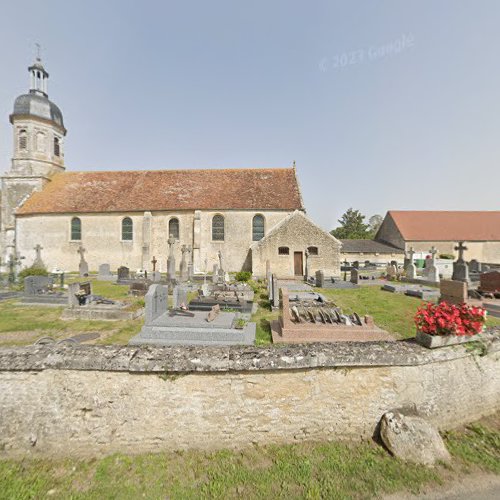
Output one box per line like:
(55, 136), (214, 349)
(35, 43), (41, 61)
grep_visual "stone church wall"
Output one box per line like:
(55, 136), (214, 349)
(0, 338), (499, 458)
(16, 209), (292, 273)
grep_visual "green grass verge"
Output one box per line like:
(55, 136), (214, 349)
(317, 287), (500, 339)
(0, 279), (143, 346)
(1, 414), (499, 499)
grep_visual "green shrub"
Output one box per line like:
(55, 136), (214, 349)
(439, 253), (454, 260)
(234, 271), (252, 282)
(18, 266), (48, 282)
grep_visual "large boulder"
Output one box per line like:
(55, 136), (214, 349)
(380, 411), (451, 466)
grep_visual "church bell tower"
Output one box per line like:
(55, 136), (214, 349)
(0, 54), (67, 268)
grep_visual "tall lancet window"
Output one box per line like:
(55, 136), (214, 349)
(252, 214), (265, 241)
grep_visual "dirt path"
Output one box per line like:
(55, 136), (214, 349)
(383, 472), (500, 499)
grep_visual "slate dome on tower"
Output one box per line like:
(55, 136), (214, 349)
(9, 57), (66, 133)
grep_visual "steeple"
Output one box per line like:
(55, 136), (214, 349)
(28, 45), (49, 97)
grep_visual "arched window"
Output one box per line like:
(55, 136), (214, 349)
(169, 218), (179, 239)
(212, 215), (225, 241)
(19, 130), (27, 150)
(307, 246), (319, 256)
(252, 214), (265, 241)
(71, 217), (81, 240)
(36, 132), (45, 152)
(278, 246), (289, 255)
(122, 217), (133, 240)
(54, 137), (60, 157)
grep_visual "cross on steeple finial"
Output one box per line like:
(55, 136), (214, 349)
(35, 43), (41, 61)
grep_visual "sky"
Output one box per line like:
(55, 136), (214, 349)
(1, 0), (499, 231)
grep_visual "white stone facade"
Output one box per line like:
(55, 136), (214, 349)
(16, 210), (296, 273)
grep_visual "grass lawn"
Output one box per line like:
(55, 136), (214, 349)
(316, 286), (500, 339)
(0, 413), (498, 499)
(0, 280), (143, 346)
(1, 280), (498, 346)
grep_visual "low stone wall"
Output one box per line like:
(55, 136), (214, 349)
(0, 333), (499, 458)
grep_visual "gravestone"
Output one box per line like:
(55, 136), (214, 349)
(315, 270), (325, 288)
(451, 242), (470, 283)
(212, 264), (219, 284)
(67, 282), (82, 307)
(151, 271), (162, 283)
(350, 268), (359, 284)
(423, 247), (439, 283)
(172, 285), (188, 309)
(469, 259), (481, 273)
(98, 263), (113, 281)
(145, 283), (168, 324)
(386, 263), (398, 279)
(480, 271), (500, 292)
(266, 270), (273, 299)
(167, 234), (176, 281)
(24, 275), (53, 296)
(180, 245), (189, 282)
(129, 280), (151, 296)
(405, 247), (417, 279)
(440, 279), (467, 305)
(77, 246), (89, 277)
(117, 266), (130, 281)
(187, 252), (194, 281)
(272, 276), (279, 308)
(32, 244), (45, 269)
(201, 283), (210, 297)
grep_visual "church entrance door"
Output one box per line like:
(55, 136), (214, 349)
(294, 252), (303, 276)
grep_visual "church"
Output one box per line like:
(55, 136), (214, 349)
(0, 58), (341, 278)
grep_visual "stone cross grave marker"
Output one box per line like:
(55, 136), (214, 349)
(452, 242), (469, 283)
(187, 246), (193, 281)
(151, 256), (157, 272)
(180, 245), (189, 281)
(77, 245), (89, 276)
(425, 246), (440, 283)
(33, 244), (45, 269)
(167, 234), (176, 281)
(405, 246), (417, 279)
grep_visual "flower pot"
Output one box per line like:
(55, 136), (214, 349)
(415, 330), (481, 349)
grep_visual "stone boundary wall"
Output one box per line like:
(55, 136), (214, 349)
(0, 333), (499, 458)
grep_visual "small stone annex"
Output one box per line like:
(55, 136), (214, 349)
(0, 57), (341, 277)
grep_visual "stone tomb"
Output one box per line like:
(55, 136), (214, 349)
(271, 288), (394, 343)
(129, 284), (256, 346)
(188, 283), (254, 313)
(439, 279), (467, 305)
(61, 281), (143, 321)
(22, 275), (67, 305)
(381, 283), (439, 301)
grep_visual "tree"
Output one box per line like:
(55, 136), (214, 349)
(330, 208), (371, 239)
(368, 214), (383, 237)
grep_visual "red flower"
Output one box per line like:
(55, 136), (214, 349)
(414, 301), (486, 336)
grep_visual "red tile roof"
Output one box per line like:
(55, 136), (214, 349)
(17, 168), (304, 215)
(387, 211), (500, 241)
